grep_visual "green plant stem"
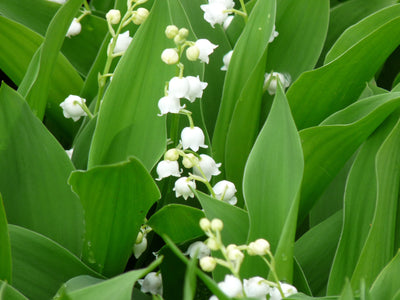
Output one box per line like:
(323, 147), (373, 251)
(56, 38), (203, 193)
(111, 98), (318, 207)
(239, 0), (248, 22)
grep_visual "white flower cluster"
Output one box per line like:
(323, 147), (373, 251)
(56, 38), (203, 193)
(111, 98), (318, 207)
(201, 0), (235, 28)
(210, 275), (297, 300)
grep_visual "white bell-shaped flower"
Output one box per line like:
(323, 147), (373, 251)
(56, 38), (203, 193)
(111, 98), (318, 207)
(158, 95), (184, 115)
(221, 50), (233, 71)
(156, 160), (181, 180)
(184, 241), (211, 259)
(66, 18), (81, 38)
(195, 39), (218, 64)
(112, 31), (133, 54)
(185, 76), (208, 102)
(213, 180), (237, 205)
(173, 177), (196, 200)
(168, 77), (190, 99)
(60, 95), (87, 121)
(269, 25), (279, 43)
(217, 275), (243, 298)
(264, 72), (291, 95)
(201, 2), (229, 28)
(193, 154), (221, 181)
(133, 235), (147, 259)
(243, 276), (270, 300)
(269, 282), (298, 300)
(180, 126), (208, 152)
(138, 272), (163, 296)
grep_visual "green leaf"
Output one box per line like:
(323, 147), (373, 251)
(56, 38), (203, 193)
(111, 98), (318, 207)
(266, 0), (329, 81)
(338, 280), (354, 300)
(369, 251), (400, 300)
(88, 0), (172, 170)
(0, 281), (27, 300)
(71, 116), (97, 170)
(327, 112), (399, 295)
(212, 0), (276, 166)
(0, 196), (11, 284)
(351, 114), (400, 289)
(148, 204), (205, 244)
(287, 5), (400, 130)
(69, 157), (160, 277)
(298, 92), (400, 222)
(295, 211), (343, 296)
(243, 83), (304, 281)
(56, 257), (163, 300)
(0, 84), (84, 255)
(9, 225), (101, 300)
(18, 0), (85, 119)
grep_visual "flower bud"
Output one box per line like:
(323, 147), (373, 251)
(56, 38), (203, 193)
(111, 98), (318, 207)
(186, 46), (200, 61)
(199, 218), (211, 231)
(106, 9), (121, 25)
(200, 256), (216, 272)
(133, 235), (147, 259)
(226, 244), (244, 263)
(247, 238), (270, 256)
(165, 25), (179, 39)
(211, 218), (223, 232)
(205, 238), (219, 251)
(136, 231), (144, 244)
(182, 153), (198, 169)
(132, 7), (149, 25)
(164, 149), (179, 161)
(66, 18), (81, 38)
(161, 48), (179, 65)
(178, 28), (189, 38)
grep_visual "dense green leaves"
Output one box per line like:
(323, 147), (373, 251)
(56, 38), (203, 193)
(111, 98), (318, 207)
(243, 83), (304, 281)
(0, 282), (27, 300)
(0, 84), (84, 255)
(69, 157), (160, 277)
(9, 225), (100, 300)
(0, 196), (11, 284)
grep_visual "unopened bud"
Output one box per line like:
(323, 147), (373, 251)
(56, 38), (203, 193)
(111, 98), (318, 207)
(132, 7), (149, 25)
(164, 149), (179, 161)
(247, 238), (270, 256)
(199, 256), (216, 272)
(205, 238), (219, 251)
(211, 218), (223, 232)
(182, 153), (198, 169)
(178, 28), (189, 39)
(226, 244), (244, 262)
(161, 48), (179, 65)
(186, 46), (200, 61)
(136, 231), (144, 244)
(199, 218), (211, 231)
(165, 25), (179, 39)
(106, 9), (121, 24)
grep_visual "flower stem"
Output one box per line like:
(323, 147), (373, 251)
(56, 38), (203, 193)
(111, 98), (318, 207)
(75, 101), (94, 119)
(239, 0), (248, 22)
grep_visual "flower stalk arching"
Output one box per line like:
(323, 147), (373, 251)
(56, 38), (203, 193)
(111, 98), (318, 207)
(75, 100), (94, 119)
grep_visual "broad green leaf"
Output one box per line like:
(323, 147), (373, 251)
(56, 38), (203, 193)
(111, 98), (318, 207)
(243, 83), (304, 281)
(351, 115), (400, 289)
(338, 280), (354, 300)
(56, 257), (162, 300)
(18, 0), (85, 119)
(327, 112), (399, 295)
(212, 0), (276, 166)
(319, 0), (397, 63)
(267, 0), (329, 80)
(287, 7), (400, 130)
(295, 211), (342, 296)
(9, 225), (100, 300)
(69, 157), (160, 277)
(293, 258), (312, 296)
(0, 281), (27, 300)
(298, 92), (400, 222)
(369, 251), (400, 299)
(88, 0), (171, 170)
(0, 84), (84, 255)
(148, 204), (205, 244)
(0, 16), (83, 143)
(58, 275), (104, 293)
(0, 196), (11, 284)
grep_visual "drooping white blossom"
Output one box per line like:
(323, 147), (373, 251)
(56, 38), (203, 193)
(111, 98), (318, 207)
(213, 180), (237, 205)
(217, 275), (243, 298)
(59, 95), (87, 121)
(156, 160), (181, 180)
(243, 276), (271, 300)
(184, 241), (211, 259)
(193, 154), (221, 181)
(133, 233), (147, 259)
(180, 126), (208, 152)
(185, 76), (208, 102)
(269, 282), (298, 300)
(263, 72), (291, 95)
(66, 18), (81, 38)
(201, 2), (229, 28)
(112, 31), (133, 54)
(173, 177), (196, 200)
(195, 39), (218, 64)
(158, 95), (184, 115)
(138, 272), (163, 296)
(221, 50), (233, 71)
(168, 77), (190, 99)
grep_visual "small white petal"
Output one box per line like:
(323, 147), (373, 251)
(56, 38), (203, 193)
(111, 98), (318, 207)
(269, 25), (279, 43)
(112, 31), (133, 54)
(158, 96), (184, 115)
(221, 50), (233, 71)
(156, 160), (181, 180)
(59, 95), (87, 121)
(223, 15), (234, 30)
(139, 272), (163, 295)
(65, 148), (74, 159)
(133, 236), (147, 259)
(168, 77), (190, 99)
(218, 275), (243, 298)
(180, 126), (208, 152)
(184, 241), (211, 259)
(263, 72), (291, 95)
(173, 177), (196, 200)
(270, 282), (298, 300)
(66, 18), (81, 38)
(243, 276), (270, 300)
(185, 76), (208, 102)
(195, 39), (218, 64)
(193, 154), (221, 181)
